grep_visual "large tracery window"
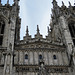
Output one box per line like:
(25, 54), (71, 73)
(68, 21), (75, 45)
(0, 19), (5, 45)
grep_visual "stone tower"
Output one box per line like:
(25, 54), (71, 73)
(51, 0), (75, 69)
(0, 0), (75, 75)
(0, 0), (21, 75)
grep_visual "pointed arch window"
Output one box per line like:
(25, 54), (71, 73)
(25, 54), (28, 59)
(53, 55), (57, 59)
(39, 54), (42, 59)
(0, 19), (5, 45)
(68, 21), (75, 45)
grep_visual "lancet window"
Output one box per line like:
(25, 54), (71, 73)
(68, 21), (75, 45)
(0, 19), (5, 45)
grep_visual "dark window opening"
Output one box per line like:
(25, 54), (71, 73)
(68, 21), (75, 45)
(39, 55), (42, 59)
(73, 39), (75, 45)
(25, 54), (28, 59)
(68, 23), (74, 37)
(0, 36), (3, 45)
(1, 23), (5, 34)
(0, 20), (5, 45)
(53, 55), (57, 59)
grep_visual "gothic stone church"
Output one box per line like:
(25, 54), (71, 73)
(0, 0), (75, 75)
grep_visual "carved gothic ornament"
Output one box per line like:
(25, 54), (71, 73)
(15, 42), (65, 49)
(16, 66), (69, 73)
(0, 8), (9, 18)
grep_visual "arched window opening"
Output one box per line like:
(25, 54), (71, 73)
(68, 21), (75, 45)
(25, 54), (28, 59)
(0, 19), (5, 45)
(53, 55), (57, 59)
(39, 54), (42, 59)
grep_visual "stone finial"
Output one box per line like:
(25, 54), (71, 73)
(23, 26), (31, 40)
(14, 0), (20, 5)
(7, 0), (9, 4)
(62, 1), (64, 6)
(53, 0), (57, 2)
(69, 1), (71, 6)
(52, 0), (58, 6)
(26, 26), (29, 36)
(48, 26), (49, 33)
(46, 26), (51, 40)
(37, 25), (40, 34)
(47, 26), (51, 35)
(35, 25), (42, 39)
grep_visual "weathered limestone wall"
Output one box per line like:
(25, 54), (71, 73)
(14, 50), (69, 66)
(13, 71), (70, 75)
(0, 67), (3, 75)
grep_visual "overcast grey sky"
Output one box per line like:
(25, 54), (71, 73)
(19, 0), (74, 40)
(1, 0), (74, 39)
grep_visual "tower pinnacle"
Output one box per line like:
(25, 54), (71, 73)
(48, 27), (49, 33)
(62, 1), (65, 6)
(69, 1), (71, 6)
(14, 0), (20, 5)
(52, 0), (58, 8)
(7, 0), (9, 4)
(26, 26), (29, 36)
(37, 25), (40, 34)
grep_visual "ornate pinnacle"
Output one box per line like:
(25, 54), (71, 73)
(52, 0), (58, 7)
(7, 0), (9, 4)
(26, 26), (29, 36)
(47, 26), (50, 35)
(69, 1), (71, 6)
(53, 0), (56, 2)
(52, 0), (57, 4)
(62, 1), (64, 6)
(48, 27), (49, 32)
(14, 0), (20, 5)
(37, 25), (40, 34)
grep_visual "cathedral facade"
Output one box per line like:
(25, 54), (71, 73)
(0, 0), (75, 75)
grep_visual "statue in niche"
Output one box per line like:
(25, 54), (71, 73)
(38, 60), (48, 75)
